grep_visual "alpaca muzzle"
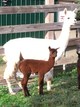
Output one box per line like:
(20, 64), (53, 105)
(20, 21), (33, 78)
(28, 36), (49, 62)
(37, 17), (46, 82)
(53, 51), (57, 57)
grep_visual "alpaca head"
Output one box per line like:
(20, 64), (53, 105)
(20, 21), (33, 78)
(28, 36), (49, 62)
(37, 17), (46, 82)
(49, 46), (59, 58)
(63, 8), (77, 26)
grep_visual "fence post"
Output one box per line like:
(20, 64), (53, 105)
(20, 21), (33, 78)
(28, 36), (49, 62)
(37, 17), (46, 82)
(45, 0), (55, 39)
(76, 28), (80, 37)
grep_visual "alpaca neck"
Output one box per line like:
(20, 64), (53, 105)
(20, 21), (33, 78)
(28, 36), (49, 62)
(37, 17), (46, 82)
(55, 21), (71, 61)
(57, 22), (70, 44)
(48, 56), (55, 69)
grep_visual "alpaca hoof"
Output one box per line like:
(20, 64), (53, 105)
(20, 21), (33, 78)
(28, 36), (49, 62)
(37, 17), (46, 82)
(39, 92), (44, 95)
(10, 92), (16, 95)
(78, 86), (80, 89)
(28, 94), (31, 96)
(24, 93), (31, 97)
(24, 94), (31, 97)
(40, 93), (44, 96)
(47, 88), (51, 91)
(47, 86), (51, 91)
(27, 93), (31, 96)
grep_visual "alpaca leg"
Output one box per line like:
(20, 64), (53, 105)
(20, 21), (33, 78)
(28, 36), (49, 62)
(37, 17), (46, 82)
(14, 72), (22, 89)
(13, 64), (22, 89)
(17, 81), (22, 89)
(38, 74), (44, 95)
(44, 68), (53, 91)
(21, 73), (31, 96)
(6, 78), (16, 95)
(47, 80), (51, 91)
(4, 64), (16, 94)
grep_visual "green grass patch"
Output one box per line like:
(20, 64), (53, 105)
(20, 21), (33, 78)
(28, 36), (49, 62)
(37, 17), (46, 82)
(0, 67), (80, 107)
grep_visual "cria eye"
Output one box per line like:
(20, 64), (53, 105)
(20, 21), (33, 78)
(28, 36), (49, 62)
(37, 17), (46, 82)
(68, 17), (70, 19)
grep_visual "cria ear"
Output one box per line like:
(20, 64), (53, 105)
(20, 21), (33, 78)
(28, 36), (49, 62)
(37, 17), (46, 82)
(64, 8), (67, 15)
(56, 47), (59, 50)
(49, 46), (51, 51)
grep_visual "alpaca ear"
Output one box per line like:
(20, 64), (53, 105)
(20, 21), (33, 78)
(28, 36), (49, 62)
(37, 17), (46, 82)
(73, 8), (78, 13)
(49, 46), (51, 50)
(55, 47), (59, 50)
(64, 8), (67, 15)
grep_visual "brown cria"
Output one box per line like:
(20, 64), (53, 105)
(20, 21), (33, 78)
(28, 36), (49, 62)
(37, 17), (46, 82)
(18, 46), (58, 96)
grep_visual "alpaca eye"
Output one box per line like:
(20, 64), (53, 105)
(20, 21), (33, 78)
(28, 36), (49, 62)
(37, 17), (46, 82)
(68, 17), (70, 19)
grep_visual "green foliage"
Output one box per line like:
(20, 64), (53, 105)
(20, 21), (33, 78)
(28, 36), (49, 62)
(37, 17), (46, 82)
(0, 56), (5, 64)
(75, 0), (80, 20)
(75, 0), (80, 3)
(76, 10), (80, 21)
(0, 67), (80, 107)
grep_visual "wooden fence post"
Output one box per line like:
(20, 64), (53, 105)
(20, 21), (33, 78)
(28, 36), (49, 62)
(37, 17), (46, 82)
(77, 28), (80, 37)
(45, 0), (55, 39)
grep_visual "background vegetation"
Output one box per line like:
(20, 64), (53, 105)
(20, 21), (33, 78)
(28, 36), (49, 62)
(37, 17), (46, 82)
(76, 0), (80, 20)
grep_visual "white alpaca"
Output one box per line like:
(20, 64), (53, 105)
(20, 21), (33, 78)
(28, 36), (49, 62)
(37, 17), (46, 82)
(3, 8), (77, 94)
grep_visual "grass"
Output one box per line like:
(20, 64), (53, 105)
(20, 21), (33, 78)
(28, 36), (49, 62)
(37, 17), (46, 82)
(0, 67), (80, 107)
(0, 56), (80, 107)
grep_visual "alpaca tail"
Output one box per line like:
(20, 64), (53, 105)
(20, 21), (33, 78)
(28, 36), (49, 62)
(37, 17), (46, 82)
(16, 53), (24, 78)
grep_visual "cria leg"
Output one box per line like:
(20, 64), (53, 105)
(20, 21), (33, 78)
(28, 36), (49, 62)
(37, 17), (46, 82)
(21, 73), (31, 97)
(38, 73), (44, 95)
